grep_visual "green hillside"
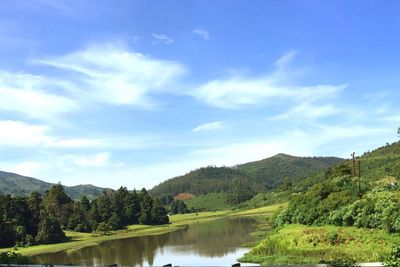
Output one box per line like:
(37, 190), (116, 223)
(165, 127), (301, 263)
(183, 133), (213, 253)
(0, 171), (110, 199)
(150, 166), (250, 197)
(246, 141), (400, 265)
(236, 153), (343, 189)
(150, 154), (343, 198)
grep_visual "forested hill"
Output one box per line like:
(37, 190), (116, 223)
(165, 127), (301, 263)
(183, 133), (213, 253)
(150, 154), (343, 197)
(272, 140), (400, 234)
(0, 170), (110, 199)
(236, 153), (343, 188)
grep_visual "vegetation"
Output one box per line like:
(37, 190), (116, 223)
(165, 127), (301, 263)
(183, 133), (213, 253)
(0, 170), (110, 199)
(184, 192), (232, 211)
(150, 154), (342, 207)
(0, 205), (280, 257)
(243, 141), (400, 265)
(235, 153), (343, 189)
(0, 252), (31, 264)
(0, 185), (168, 248)
(384, 244), (400, 267)
(241, 224), (400, 265)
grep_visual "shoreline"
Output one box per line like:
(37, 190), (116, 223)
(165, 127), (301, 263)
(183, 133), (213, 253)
(0, 204), (282, 258)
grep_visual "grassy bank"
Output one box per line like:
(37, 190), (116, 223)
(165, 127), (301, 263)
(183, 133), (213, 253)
(0, 205), (282, 257)
(240, 224), (400, 265)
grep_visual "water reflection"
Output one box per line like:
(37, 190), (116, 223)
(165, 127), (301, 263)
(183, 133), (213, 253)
(32, 217), (257, 266)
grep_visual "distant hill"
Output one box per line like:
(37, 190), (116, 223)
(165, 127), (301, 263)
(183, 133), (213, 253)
(236, 153), (344, 188)
(150, 154), (344, 197)
(0, 170), (110, 199)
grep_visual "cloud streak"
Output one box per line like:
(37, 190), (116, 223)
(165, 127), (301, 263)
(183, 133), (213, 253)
(152, 33), (174, 45)
(192, 121), (224, 132)
(193, 29), (210, 40)
(0, 71), (77, 120)
(35, 44), (186, 108)
(192, 52), (346, 109)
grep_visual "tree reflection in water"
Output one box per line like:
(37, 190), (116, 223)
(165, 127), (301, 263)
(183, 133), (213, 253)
(32, 217), (256, 266)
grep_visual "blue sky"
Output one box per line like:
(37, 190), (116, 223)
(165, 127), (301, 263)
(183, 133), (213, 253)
(0, 0), (399, 189)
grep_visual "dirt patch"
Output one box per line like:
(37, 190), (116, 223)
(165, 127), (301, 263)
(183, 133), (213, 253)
(174, 193), (195, 200)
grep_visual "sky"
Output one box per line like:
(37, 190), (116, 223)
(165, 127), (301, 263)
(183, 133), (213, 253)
(0, 0), (399, 189)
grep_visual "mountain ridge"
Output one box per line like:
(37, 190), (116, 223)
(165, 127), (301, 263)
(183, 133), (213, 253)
(150, 153), (344, 197)
(0, 170), (111, 199)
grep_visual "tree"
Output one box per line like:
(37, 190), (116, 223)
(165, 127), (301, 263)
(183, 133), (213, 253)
(27, 191), (42, 235)
(151, 200), (169, 225)
(398, 127), (400, 138)
(139, 190), (154, 224)
(227, 178), (254, 205)
(107, 212), (121, 230)
(170, 200), (188, 214)
(35, 212), (66, 244)
(42, 184), (73, 227)
(96, 222), (111, 235)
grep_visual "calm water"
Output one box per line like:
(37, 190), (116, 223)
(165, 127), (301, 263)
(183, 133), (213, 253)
(32, 217), (259, 266)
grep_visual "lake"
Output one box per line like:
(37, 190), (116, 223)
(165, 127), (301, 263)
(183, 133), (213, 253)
(32, 217), (259, 266)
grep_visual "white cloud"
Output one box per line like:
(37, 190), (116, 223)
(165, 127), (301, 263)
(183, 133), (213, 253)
(193, 29), (210, 40)
(192, 121), (224, 132)
(152, 33), (174, 45)
(36, 44), (185, 108)
(192, 52), (346, 109)
(0, 71), (77, 120)
(71, 152), (111, 167)
(275, 51), (297, 69)
(0, 120), (51, 147)
(271, 103), (342, 121)
(0, 120), (163, 150)
(0, 120), (101, 148)
(193, 76), (346, 108)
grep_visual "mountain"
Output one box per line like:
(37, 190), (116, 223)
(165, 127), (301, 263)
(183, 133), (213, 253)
(236, 153), (343, 188)
(150, 154), (344, 197)
(0, 170), (110, 199)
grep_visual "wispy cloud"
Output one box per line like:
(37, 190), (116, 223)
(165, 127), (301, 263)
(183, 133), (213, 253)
(192, 52), (346, 109)
(70, 152), (112, 167)
(192, 121), (224, 132)
(192, 29), (210, 40)
(275, 51), (297, 69)
(193, 77), (346, 109)
(270, 103), (343, 121)
(0, 120), (101, 148)
(152, 33), (174, 45)
(35, 43), (185, 108)
(0, 71), (77, 120)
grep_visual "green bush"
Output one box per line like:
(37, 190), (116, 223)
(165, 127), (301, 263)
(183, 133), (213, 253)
(384, 244), (400, 267)
(0, 251), (31, 264)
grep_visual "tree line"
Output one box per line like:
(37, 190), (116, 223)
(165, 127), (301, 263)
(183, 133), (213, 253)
(0, 185), (170, 248)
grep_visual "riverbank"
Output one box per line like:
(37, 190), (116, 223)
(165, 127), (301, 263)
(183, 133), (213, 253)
(0, 204), (282, 257)
(240, 224), (400, 265)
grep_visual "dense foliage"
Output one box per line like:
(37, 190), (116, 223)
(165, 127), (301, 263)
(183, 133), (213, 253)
(236, 154), (343, 189)
(0, 185), (169, 248)
(150, 155), (343, 203)
(0, 252), (31, 264)
(274, 142), (400, 234)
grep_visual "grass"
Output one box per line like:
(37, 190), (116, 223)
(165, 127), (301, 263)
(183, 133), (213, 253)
(184, 192), (232, 211)
(240, 224), (400, 265)
(0, 205), (281, 257)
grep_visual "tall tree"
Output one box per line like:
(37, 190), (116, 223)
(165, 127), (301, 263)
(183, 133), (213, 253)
(42, 184), (73, 227)
(151, 200), (169, 225)
(35, 211), (66, 244)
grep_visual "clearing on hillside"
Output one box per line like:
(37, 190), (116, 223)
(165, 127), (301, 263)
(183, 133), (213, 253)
(174, 193), (195, 200)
